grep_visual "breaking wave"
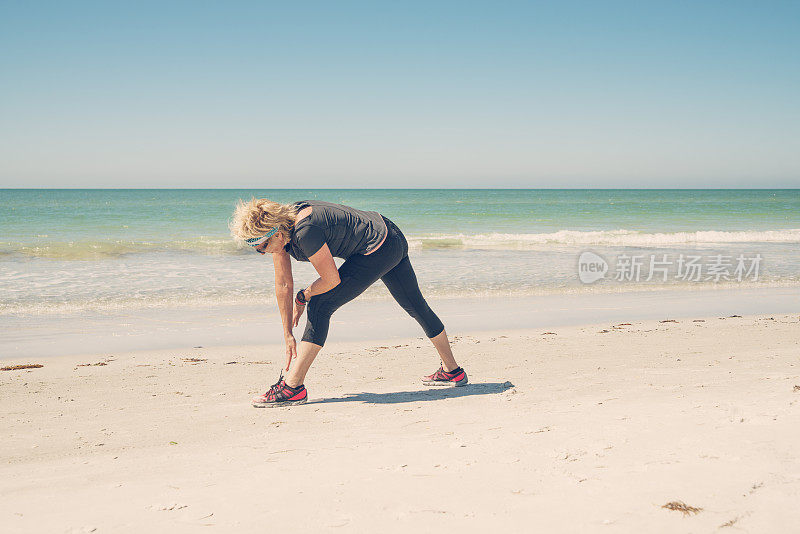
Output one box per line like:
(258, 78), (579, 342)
(409, 229), (800, 250)
(2, 228), (800, 260)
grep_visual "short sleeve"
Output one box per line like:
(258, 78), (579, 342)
(296, 224), (326, 258)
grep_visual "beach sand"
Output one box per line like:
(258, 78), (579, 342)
(2, 313), (799, 533)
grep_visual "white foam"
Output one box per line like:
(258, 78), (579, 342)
(408, 228), (800, 249)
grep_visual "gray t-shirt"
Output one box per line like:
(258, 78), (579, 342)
(284, 200), (388, 261)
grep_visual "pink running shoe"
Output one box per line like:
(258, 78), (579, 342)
(252, 373), (308, 407)
(422, 366), (468, 387)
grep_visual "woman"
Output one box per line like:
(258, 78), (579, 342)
(229, 198), (468, 407)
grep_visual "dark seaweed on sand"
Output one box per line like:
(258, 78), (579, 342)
(662, 501), (702, 515)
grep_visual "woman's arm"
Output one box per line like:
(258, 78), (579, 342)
(272, 248), (294, 336)
(293, 225), (341, 300)
(302, 243), (341, 299)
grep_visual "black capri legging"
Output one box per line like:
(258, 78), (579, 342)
(301, 215), (445, 347)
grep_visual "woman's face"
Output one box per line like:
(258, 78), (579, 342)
(254, 231), (289, 255)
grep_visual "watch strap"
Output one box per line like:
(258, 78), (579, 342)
(295, 289), (308, 305)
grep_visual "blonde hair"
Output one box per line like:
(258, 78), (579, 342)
(229, 197), (300, 244)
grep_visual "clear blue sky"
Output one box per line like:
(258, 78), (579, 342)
(1, 1), (798, 188)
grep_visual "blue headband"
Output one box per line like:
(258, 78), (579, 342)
(245, 226), (280, 247)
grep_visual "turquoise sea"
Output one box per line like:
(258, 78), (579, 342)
(1, 189), (800, 316)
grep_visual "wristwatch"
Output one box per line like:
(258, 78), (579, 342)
(295, 288), (309, 305)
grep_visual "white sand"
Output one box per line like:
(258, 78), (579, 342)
(2, 313), (800, 533)
(6, 286), (800, 359)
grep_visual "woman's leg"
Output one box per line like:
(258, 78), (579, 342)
(428, 328), (459, 372)
(285, 341), (323, 388)
(380, 255), (459, 371)
(287, 234), (405, 386)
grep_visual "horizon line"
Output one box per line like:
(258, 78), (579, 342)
(2, 187), (800, 191)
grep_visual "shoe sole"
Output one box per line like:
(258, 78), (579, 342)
(252, 398), (308, 408)
(422, 375), (468, 387)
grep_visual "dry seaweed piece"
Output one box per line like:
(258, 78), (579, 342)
(181, 358), (208, 363)
(1, 364), (43, 371)
(662, 501), (702, 515)
(659, 319), (678, 323)
(77, 362), (108, 367)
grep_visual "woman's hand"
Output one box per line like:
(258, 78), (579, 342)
(284, 333), (297, 371)
(293, 299), (306, 328)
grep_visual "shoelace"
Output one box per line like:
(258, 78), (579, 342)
(436, 366), (459, 379)
(428, 366), (448, 379)
(264, 371), (286, 400)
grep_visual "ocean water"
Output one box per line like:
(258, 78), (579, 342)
(2, 189), (800, 317)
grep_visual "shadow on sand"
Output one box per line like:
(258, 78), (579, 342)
(308, 381), (515, 405)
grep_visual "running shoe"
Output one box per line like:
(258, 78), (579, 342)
(422, 365), (468, 387)
(252, 372), (308, 407)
